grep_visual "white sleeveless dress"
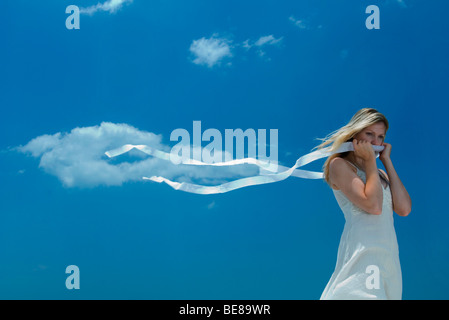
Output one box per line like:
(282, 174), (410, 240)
(320, 160), (402, 300)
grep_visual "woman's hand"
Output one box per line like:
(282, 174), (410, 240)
(353, 139), (376, 162)
(379, 142), (392, 162)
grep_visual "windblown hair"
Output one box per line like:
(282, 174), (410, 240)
(312, 108), (389, 186)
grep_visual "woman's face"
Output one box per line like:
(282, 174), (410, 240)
(354, 122), (386, 146)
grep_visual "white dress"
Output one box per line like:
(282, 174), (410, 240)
(320, 160), (402, 300)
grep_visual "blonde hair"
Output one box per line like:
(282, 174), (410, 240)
(312, 108), (389, 186)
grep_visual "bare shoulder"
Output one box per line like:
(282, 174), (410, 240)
(329, 157), (357, 174)
(329, 157), (358, 190)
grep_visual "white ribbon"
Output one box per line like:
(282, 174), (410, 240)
(105, 142), (384, 194)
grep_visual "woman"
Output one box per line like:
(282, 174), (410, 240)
(315, 108), (412, 300)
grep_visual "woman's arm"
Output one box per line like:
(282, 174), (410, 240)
(364, 157), (384, 215)
(379, 143), (412, 216)
(330, 157), (384, 215)
(330, 139), (384, 215)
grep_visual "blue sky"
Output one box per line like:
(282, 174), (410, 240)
(1, 0), (448, 299)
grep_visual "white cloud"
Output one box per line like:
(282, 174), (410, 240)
(242, 39), (252, 50)
(289, 16), (308, 29)
(254, 35), (283, 47)
(241, 35), (283, 50)
(80, 0), (133, 15)
(190, 33), (283, 67)
(250, 35), (283, 60)
(189, 34), (233, 68)
(17, 122), (258, 188)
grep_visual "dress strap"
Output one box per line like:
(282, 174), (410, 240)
(344, 158), (390, 187)
(343, 159), (359, 171)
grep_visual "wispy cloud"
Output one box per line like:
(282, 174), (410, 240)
(80, 0), (133, 15)
(189, 34), (233, 68)
(289, 16), (323, 30)
(190, 33), (283, 67)
(289, 16), (308, 29)
(254, 35), (283, 47)
(251, 35), (283, 59)
(17, 123), (257, 188)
